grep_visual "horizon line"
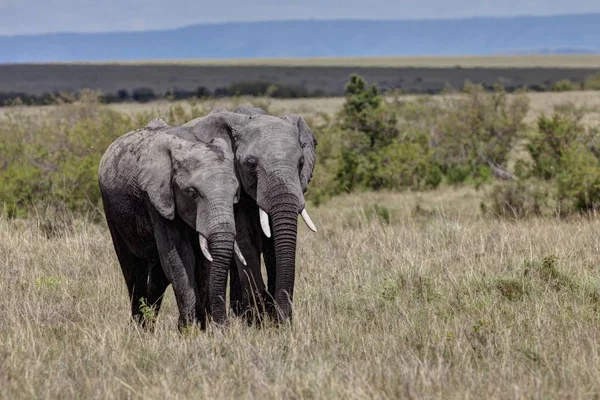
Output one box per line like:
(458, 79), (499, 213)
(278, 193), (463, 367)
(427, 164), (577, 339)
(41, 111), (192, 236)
(1, 11), (599, 38)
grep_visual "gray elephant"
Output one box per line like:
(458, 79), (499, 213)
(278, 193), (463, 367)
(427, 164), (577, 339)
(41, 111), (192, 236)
(98, 118), (246, 330)
(180, 106), (318, 324)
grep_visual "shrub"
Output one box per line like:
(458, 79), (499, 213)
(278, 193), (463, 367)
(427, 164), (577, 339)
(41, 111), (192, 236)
(552, 79), (575, 92)
(0, 97), (271, 218)
(430, 82), (530, 184)
(526, 107), (589, 181)
(325, 77), (530, 197)
(132, 88), (157, 103)
(371, 140), (442, 190)
(117, 89), (130, 100)
(334, 74), (435, 193)
(0, 99), (135, 218)
(489, 103), (600, 217)
(486, 179), (552, 219)
(556, 142), (600, 212)
(584, 72), (600, 90)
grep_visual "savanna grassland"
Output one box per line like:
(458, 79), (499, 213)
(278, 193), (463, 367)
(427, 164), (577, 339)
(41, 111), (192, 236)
(4, 89), (600, 125)
(3, 188), (600, 399)
(3, 69), (600, 398)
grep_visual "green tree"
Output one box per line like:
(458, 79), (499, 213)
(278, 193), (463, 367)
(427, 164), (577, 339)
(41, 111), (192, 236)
(341, 74), (398, 150)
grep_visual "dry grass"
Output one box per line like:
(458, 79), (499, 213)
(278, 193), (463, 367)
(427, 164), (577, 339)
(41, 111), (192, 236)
(108, 90), (600, 126)
(2, 187), (600, 399)
(4, 90), (600, 126)
(56, 54), (600, 68)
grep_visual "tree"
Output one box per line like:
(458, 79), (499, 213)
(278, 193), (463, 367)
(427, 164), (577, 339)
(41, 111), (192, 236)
(340, 74), (398, 150)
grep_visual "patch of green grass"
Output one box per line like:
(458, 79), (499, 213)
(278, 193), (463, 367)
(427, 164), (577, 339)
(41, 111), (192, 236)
(34, 276), (62, 289)
(495, 278), (529, 301)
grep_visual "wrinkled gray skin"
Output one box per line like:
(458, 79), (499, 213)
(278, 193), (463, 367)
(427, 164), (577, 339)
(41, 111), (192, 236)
(181, 106), (317, 324)
(98, 118), (240, 330)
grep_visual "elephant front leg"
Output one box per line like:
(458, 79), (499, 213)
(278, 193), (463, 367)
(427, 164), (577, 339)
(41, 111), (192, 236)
(164, 248), (198, 329)
(230, 201), (266, 323)
(231, 233), (265, 324)
(229, 257), (244, 316)
(150, 210), (200, 331)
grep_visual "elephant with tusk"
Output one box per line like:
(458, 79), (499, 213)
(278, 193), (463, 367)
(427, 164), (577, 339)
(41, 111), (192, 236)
(98, 118), (245, 331)
(180, 105), (318, 324)
(259, 208), (317, 238)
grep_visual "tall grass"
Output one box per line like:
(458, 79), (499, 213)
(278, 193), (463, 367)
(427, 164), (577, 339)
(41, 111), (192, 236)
(2, 189), (600, 398)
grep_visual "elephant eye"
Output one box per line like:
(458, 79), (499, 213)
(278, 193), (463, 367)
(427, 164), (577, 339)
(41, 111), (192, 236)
(185, 187), (198, 198)
(246, 157), (257, 171)
(298, 156), (305, 170)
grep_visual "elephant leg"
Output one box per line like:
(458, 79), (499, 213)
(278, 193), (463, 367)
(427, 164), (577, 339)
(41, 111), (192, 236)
(229, 204), (250, 317)
(230, 203), (266, 324)
(106, 220), (156, 327)
(146, 257), (170, 318)
(149, 208), (200, 331)
(129, 257), (169, 330)
(126, 256), (154, 326)
(229, 257), (244, 316)
(232, 238), (265, 324)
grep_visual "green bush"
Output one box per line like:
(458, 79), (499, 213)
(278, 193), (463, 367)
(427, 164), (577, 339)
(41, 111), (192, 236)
(556, 142), (600, 212)
(316, 76), (531, 199)
(552, 79), (575, 92)
(0, 96), (283, 218)
(486, 179), (552, 219)
(3, 74), (600, 219)
(526, 108), (589, 180)
(584, 72), (600, 90)
(332, 74), (438, 193)
(340, 74), (399, 150)
(336, 140), (441, 192)
(0, 101), (133, 218)
(488, 103), (600, 217)
(430, 82), (530, 184)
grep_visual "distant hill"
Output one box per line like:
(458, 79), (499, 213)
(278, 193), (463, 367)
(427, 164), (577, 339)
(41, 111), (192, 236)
(1, 14), (600, 63)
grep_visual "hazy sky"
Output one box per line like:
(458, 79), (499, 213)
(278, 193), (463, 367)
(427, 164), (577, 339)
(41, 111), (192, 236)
(2, 0), (600, 35)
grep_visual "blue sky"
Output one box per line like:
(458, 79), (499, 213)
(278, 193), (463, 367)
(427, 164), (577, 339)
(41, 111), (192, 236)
(2, 0), (600, 35)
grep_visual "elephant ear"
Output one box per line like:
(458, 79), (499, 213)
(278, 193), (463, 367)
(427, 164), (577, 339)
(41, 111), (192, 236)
(282, 114), (317, 193)
(188, 111), (251, 150)
(208, 137), (233, 162)
(138, 140), (175, 220)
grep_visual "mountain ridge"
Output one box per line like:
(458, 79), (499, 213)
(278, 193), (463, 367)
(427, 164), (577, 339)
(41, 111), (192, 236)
(1, 14), (600, 63)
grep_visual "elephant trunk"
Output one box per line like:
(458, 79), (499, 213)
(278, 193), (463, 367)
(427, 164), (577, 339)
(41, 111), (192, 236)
(206, 231), (235, 325)
(269, 197), (300, 323)
(198, 205), (237, 325)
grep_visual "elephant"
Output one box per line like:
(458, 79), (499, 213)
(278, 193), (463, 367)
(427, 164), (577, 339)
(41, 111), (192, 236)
(178, 106), (318, 324)
(98, 118), (246, 330)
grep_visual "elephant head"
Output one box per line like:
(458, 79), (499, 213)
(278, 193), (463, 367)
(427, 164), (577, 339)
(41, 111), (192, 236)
(137, 130), (245, 324)
(227, 107), (318, 322)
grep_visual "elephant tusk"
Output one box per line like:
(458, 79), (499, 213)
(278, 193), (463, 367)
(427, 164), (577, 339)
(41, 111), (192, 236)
(259, 208), (271, 238)
(199, 235), (213, 262)
(301, 208), (317, 232)
(234, 240), (247, 266)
